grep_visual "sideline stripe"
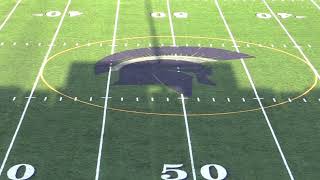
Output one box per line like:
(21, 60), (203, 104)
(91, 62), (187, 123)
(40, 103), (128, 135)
(166, 0), (177, 46)
(0, 0), (22, 32)
(166, 0), (196, 179)
(181, 94), (197, 180)
(0, 0), (72, 176)
(94, 0), (121, 179)
(262, 0), (320, 81)
(214, 0), (295, 180)
(310, 0), (320, 10)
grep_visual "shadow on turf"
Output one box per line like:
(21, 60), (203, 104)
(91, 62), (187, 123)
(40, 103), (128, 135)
(0, 61), (318, 112)
(0, 62), (320, 179)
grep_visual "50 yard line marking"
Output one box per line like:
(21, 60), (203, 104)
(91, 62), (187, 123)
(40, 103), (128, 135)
(94, 0), (121, 179)
(0, 0), (72, 176)
(166, 0), (176, 46)
(166, 1), (197, 180)
(214, 0), (295, 180)
(0, 0), (22, 31)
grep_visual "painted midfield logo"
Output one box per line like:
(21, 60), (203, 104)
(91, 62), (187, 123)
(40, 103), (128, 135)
(95, 47), (254, 96)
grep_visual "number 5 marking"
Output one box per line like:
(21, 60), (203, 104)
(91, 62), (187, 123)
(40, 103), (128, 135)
(161, 164), (188, 180)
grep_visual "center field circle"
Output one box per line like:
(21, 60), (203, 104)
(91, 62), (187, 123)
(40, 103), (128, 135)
(40, 36), (317, 117)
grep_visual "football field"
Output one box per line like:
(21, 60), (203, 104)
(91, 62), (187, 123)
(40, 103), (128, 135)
(0, 0), (320, 179)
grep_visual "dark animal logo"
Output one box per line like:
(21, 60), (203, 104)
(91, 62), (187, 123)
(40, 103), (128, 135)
(95, 47), (254, 96)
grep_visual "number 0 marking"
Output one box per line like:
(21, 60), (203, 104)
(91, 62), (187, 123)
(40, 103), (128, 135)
(201, 164), (227, 180)
(46, 11), (62, 17)
(7, 164), (35, 180)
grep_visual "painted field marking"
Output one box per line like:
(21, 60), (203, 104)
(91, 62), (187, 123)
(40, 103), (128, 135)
(94, 0), (121, 179)
(215, 0), (295, 179)
(310, 0), (320, 10)
(262, 0), (320, 81)
(166, 0), (196, 179)
(0, 0), (22, 32)
(180, 94), (197, 180)
(166, 0), (176, 46)
(0, 0), (72, 176)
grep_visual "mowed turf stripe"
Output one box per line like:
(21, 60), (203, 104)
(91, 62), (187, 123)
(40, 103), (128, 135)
(214, 0), (295, 180)
(0, 0), (22, 32)
(0, 0), (72, 177)
(95, 0), (121, 178)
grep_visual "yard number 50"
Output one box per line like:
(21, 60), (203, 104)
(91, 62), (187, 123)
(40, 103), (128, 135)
(161, 164), (227, 180)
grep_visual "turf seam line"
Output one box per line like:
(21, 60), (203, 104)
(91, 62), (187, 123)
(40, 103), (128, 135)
(0, 0), (22, 32)
(94, 0), (121, 179)
(215, 0), (295, 179)
(0, 0), (72, 176)
(262, 0), (320, 81)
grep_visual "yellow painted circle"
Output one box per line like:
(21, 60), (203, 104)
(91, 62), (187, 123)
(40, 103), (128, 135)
(40, 36), (318, 117)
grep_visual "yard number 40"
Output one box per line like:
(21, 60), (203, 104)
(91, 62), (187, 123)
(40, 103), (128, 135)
(161, 164), (227, 180)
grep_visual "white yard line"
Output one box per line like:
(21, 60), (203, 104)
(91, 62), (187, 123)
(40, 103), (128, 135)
(0, 0), (22, 32)
(262, 0), (320, 80)
(166, 0), (177, 46)
(0, 0), (72, 176)
(214, 0), (295, 180)
(180, 94), (197, 180)
(310, 0), (320, 10)
(166, 0), (196, 179)
(94, 0), (121, 179)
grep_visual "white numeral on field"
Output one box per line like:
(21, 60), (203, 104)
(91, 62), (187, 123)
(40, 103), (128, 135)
(33, 11), (83, 17)
(151, 12), (188, 19)
(161, 164), (227, 180)
(46, 11), (62, 17)
(161, 164), (188, 180)
(7, 164), (35, 180)
(173, 12), (188, 18)
(256, 12), (305, 19)
(151, 12), (166, 18)
(201, 164), (227, 180)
